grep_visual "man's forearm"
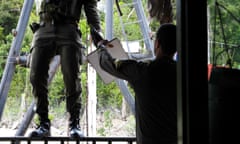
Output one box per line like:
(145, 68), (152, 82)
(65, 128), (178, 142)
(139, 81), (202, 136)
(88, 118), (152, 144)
(98, 48), (130, 80)
(85, 1), (101, 30)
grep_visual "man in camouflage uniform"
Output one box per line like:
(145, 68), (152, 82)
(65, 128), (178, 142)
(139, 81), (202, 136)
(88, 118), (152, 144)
(29, 0), (101, 138)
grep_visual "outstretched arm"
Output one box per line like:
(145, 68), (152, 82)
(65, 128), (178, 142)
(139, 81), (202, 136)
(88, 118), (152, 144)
(98, 47), (143, 82)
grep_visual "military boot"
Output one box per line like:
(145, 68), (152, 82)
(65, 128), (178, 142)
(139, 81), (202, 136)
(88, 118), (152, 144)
(29, 121), (51, 137)
(69, 119), (84, 138)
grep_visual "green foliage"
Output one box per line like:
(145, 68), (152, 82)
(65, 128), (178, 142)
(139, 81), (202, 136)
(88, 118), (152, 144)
(2, 96), (22, 123)
(80, 66), (87, 104)
(0, 33), (14, 79)
(97, 77), (122, 110)
(49, 101), (66, 120)
(8, 67), (28, 99)
(48, 68), (65, 107)
(0, 26), (4, 40)
(208, 0), (240, 67)
(78, 18), (90, 45)
(97, 110), (113, 136)
(0, 0), (22, 36)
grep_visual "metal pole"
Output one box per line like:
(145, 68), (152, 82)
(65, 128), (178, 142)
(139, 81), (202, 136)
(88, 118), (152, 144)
(105, 0), (114, 40)
(105, 0), (135, 115)
(132, 0), (154, 56)
(0, 0), (34, 120)
(177, 0), (208, 144)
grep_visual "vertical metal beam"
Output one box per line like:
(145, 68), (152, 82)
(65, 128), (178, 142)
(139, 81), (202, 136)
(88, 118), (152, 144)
(105, 0), (135, 115)
(177, 0), (209, 144)
(0, 0), (34, 120)
(132, 0), (154, 55)
(105, 0), (114, 40)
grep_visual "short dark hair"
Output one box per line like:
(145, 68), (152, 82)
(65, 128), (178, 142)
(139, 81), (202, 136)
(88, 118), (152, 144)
(156, 23), (176, 55)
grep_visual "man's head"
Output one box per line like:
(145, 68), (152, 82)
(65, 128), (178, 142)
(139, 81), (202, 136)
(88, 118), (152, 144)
(154, 23), (176, 59)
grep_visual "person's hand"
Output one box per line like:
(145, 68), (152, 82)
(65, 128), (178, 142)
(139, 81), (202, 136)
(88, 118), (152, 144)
(90, 25), (104, 48)
(97, 40), (109, 48)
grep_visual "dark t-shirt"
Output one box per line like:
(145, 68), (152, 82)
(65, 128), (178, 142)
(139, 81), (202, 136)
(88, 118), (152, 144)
(99, 49), (177, 144)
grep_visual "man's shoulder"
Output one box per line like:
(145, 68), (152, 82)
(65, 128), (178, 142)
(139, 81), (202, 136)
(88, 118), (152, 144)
(135, 59), (153, 65)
